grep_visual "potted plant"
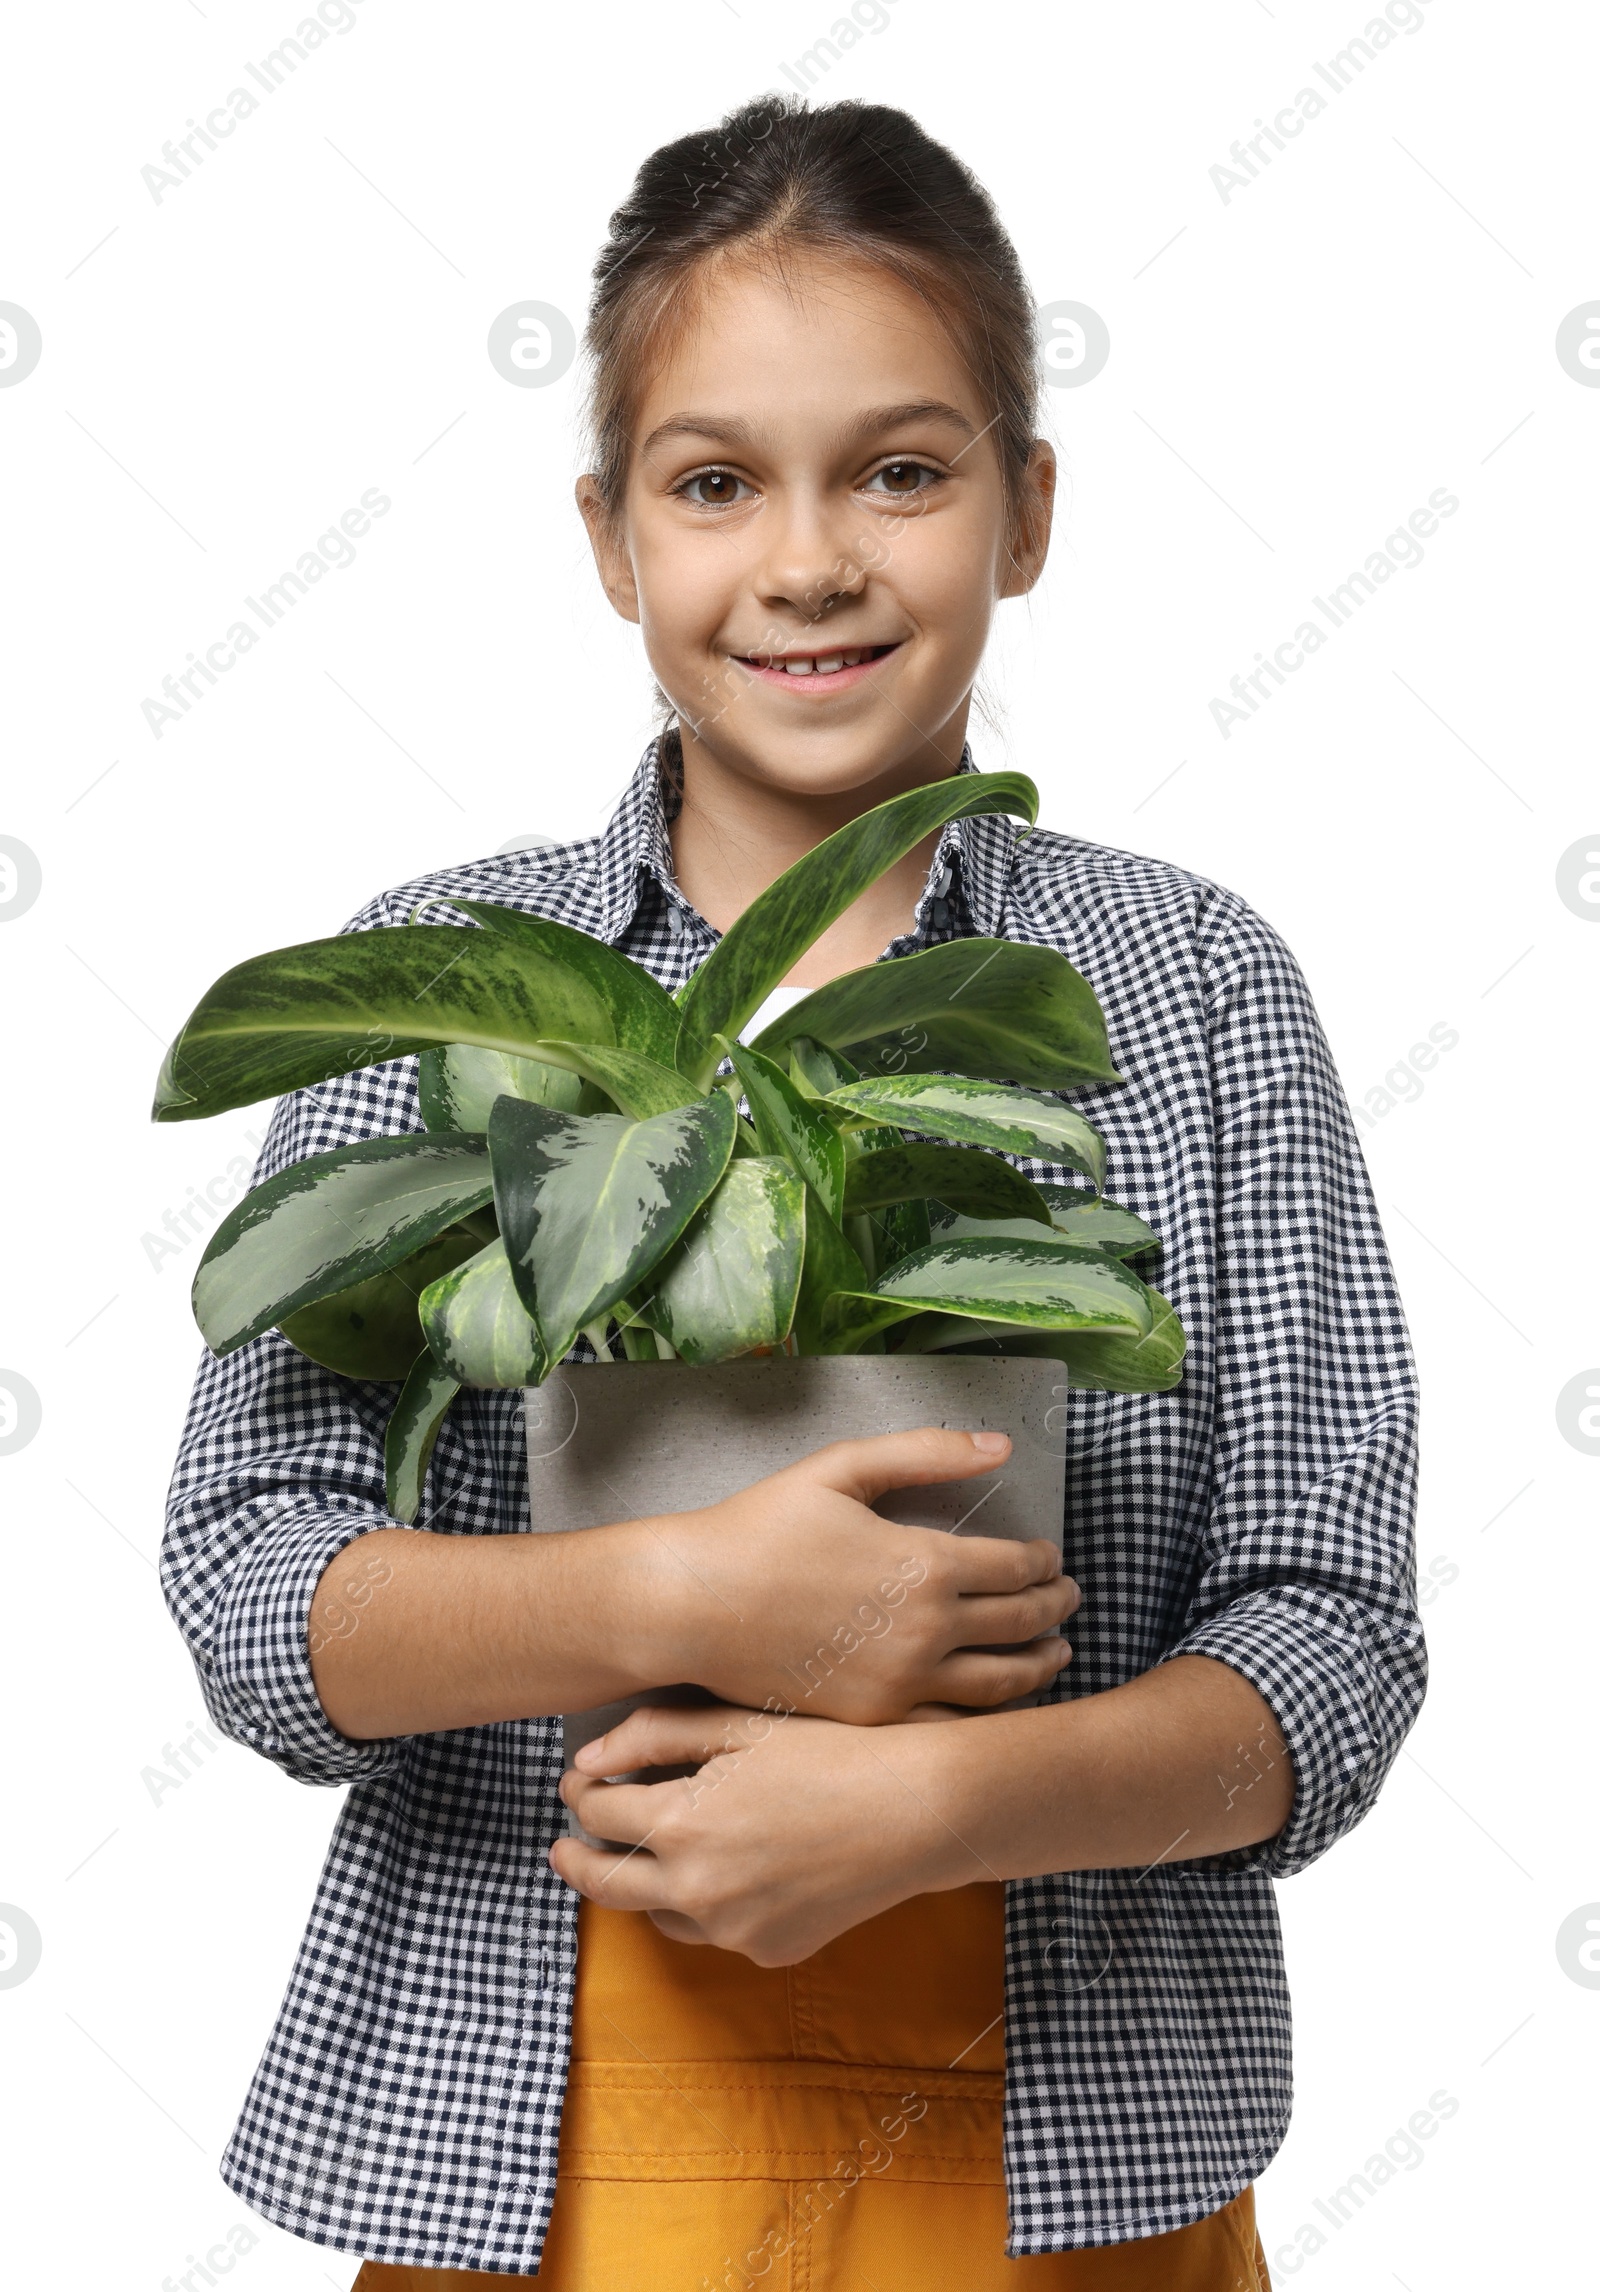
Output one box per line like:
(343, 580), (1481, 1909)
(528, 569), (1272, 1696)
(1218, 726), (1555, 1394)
(155, 770), (1184, 1760)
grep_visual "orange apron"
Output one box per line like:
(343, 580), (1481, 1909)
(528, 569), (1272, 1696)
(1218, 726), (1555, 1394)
(354, 1883), (1270, 2289)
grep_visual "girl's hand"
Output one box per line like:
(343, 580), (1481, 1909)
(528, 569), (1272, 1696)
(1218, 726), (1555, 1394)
(626, 1427), (1079, 1726)
(551, 1700), (977, 1964)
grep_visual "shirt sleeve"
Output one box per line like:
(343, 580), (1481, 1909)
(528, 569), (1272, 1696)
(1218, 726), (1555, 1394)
(158, 897), (526, 1789)
(1156, 897), (1427, 1880)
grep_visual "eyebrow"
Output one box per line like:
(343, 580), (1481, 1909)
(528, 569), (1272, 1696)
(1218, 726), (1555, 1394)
(638, 399), (979, 459)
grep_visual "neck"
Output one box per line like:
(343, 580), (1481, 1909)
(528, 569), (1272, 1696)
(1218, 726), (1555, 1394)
(666, 716), (969, 987)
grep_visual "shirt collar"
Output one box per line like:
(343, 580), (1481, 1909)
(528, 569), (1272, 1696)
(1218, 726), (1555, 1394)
(943, 753), (1015, 941)
(591, 735), (1016, 946)
(589, 740), (682, 944)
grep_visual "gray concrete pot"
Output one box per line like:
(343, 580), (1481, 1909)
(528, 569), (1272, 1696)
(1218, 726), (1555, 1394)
(523, 1354), (1069, 1841)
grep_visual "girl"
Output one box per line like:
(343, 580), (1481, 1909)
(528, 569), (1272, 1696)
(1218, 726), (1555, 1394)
(163, 96), (1424, 2291)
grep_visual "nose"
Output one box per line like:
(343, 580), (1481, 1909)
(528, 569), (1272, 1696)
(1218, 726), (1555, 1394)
(749, 484), (868, 630)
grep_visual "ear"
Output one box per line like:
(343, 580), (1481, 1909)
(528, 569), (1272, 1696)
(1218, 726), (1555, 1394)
(999, 440), (1057, 600)
(576, 474), (641, 624)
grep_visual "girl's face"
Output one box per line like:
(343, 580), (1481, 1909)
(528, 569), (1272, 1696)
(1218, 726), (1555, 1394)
(579, 251), (1055, 804)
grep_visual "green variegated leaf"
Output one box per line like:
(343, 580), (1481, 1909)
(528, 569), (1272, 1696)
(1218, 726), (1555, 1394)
(417, 1042), (586, 1131)
(419, 1239), (545, 1388)
(872, 1194), (931, 1270)
(926, 1214), (1081, 1250)
(787, 1035), (862, 1100)
(823, 1075), (1106, 1194)
(674, 772), (1040, 1089)
(193, 1133), (494, 1356)
(915, 1287), (1186, 1393)
(153, 925), (631, 1121)
(792, 1187), (875, 1356)
(750, 938), (1120, 1090)
(646, 1158), (805, 1365)
(1052, 1289), (1186, 1391)
(726, 1041), (846, 1222)
(278, 1220), (488, 1380)
(929, 1201), (1157, 1259)
(384, 1354), (462, 1523)
(844, 1145), (1051, 1225)
(489, 1091), (737, 1370)
(415, 1036), (695, 1120)
(441, 902), (682, 1064)
(533, 1042), (703, 1118)
(1039, 1189), (1161, 1258)
(787, 1042), (906, 1189)
(821, 1235), (1152, 1353)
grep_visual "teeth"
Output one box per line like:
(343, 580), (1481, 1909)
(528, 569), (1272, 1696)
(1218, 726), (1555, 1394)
(757, 646), (885, 674)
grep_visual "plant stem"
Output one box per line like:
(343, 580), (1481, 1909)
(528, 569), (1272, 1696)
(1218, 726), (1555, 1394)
(609, 1292), (667, 1362)
(845, 1211), (878, 1283)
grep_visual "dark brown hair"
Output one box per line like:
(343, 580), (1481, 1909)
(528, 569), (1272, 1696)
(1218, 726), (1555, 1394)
(582, 95), (1041, 537)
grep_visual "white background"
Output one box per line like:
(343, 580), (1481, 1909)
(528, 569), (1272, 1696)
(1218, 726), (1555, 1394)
(1, 1), (1595, 2285)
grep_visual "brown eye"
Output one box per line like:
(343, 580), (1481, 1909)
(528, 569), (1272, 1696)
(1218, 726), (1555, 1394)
(868, 461), (938, 496)
(685, 470), (746, 506)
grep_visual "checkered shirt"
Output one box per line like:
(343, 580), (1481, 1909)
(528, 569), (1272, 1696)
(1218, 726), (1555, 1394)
(161, 739), (1425, 2270)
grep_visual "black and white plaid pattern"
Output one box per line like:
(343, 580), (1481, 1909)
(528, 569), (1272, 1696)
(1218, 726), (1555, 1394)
(162, 740), (1424, 2270)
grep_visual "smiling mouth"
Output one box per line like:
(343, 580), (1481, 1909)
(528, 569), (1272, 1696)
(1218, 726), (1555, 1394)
(736, 641), (901, 689)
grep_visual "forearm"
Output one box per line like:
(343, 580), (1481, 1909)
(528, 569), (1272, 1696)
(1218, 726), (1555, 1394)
(909, 1654), (1294, 1884)
(308, 1521), (668, 1741)
(311, 1426), (1071, 1746)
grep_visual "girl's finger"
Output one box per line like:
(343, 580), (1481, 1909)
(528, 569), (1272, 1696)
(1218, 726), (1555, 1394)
(929, 1639), (1074, 1708)
(949, 1580), (1080, 1645)
(559, 1772), (666, 1844)
(785, 1426), (1011, 1504)
(945, 1536), (1070, 1595)
(647, 1907), (710, 1946)
(572, 1701), (785, 1774)
(548, 1833), (672, 1913)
